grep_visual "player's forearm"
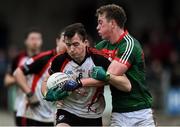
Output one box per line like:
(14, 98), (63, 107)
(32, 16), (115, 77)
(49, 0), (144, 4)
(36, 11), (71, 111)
(13, 67), (31, 94)
(108, 60), (128, 75)
(81, 78), (105, 87)
(108, 74), (131, 92)
(41, 75), (49, 97)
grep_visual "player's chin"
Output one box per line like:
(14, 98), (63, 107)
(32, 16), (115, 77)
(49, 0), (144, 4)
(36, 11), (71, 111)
(69, 53), (76, 58)
(101, 35), (106, 40)
(98, 33), (105, 39)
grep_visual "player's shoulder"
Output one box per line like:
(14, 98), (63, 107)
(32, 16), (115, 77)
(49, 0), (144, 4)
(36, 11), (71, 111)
(119, 34), (142, 53)
(87, 47), (109, 59)
(15, 51), (27, 59)
(51, 51), (69, 64)
(125, 34), (142, 50)
(95, 40), (109, 50)
(32, 49), (55, 61)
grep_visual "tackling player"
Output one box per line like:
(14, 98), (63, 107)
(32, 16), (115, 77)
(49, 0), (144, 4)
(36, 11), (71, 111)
(92, 4), (155, 126)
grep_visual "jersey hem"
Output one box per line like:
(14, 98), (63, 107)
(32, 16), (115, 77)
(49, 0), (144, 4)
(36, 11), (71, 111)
(112, 105), (152, 113)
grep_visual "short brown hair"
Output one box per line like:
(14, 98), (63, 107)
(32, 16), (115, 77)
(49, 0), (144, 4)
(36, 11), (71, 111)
(64, 23), (87, 42)
(96, 4), (127, 28)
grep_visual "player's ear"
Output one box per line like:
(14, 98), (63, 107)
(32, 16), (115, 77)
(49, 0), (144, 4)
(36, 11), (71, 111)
(84, 39), (88, 44)
(111, 19), (117, 29)
(56, 38), (59, 45)
(84, 40), (89, 47)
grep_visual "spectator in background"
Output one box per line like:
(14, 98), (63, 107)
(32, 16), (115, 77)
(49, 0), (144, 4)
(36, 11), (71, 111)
(148, 29), (174, 65)
(168, 50), (180, 87)
(4, 28), (43, 126)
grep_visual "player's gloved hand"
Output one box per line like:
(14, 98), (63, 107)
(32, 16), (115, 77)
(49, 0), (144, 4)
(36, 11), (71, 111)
(91, 66), (110, 82)
(63, 77), (82, 91)
(26, 92), (40, 107)
(44, 86), (69, 102)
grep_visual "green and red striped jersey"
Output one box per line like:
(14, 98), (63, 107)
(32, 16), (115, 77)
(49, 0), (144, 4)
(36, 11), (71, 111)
(96, 31), (153, 112)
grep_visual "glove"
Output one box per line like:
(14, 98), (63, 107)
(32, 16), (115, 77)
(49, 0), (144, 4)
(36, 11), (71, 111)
(26, 92), (40, 107)
(91, 66), (110, 82)
(63, 78), (82, 91)
(44, 86), (69, 102)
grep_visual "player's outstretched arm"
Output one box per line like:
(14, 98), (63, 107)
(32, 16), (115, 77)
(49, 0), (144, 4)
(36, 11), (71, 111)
(63, 77), (105, 91)
(81, 78), (105, 87)
(91, 66), (131, 92)
(108, 74), (131, 92)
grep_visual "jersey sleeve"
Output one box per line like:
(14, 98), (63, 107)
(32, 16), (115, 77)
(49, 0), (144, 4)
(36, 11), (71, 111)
(10, 56), (19, 75)
(48, 53), (68, 75)
(114, 40), (135, 68)
(20, 51), (53, 75)
(89, 48), (111, 71)
(10, 52), (25, 75)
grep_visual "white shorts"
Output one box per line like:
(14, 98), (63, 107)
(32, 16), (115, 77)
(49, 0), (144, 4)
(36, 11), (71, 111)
(111, 108), (156, 127)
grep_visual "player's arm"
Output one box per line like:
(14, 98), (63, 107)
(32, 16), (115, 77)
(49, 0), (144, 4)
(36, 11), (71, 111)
(41, 73), (49, 97)
(108, 60), (128, 75)
(91, 66), (131, 91)
(81, 65), (130, 90)
(4, 56), (19, 87)
(90, 47), (131, 91)
(4, 73), (16, 87)
(13, 67), (31, 94)
(13, 56), (47, 106)
(42, 54), (70, 101)
(81, 78), (104, 87)
(106, 42), (134, 91)
(13, 56), (43, 93)
(107, 61), (131, 91)
(108, 73), (131, 91)
(14, 67), (40, 107)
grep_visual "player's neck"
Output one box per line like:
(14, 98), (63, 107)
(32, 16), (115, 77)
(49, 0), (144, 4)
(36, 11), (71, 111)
(56, 46), (66, 54)
(27, 49), (41, 57)
(109, 27), (124, 44)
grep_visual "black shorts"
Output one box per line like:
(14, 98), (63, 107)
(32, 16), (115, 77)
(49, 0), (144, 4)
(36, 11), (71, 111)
(16, 116), (54, 126)
(56, 109), (102, 126)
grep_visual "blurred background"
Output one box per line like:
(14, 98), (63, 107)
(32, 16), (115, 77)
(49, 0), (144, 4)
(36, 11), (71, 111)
(0, 0), (180, 126)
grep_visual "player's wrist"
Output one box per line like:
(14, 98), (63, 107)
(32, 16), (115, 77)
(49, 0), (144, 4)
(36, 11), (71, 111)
(26, 91), (33, 98)
(105, 72), (110, 82)
(76, 77), (83, 87)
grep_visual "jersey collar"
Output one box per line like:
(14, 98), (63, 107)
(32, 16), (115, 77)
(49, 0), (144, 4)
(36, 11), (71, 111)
(116, 30), (128, 43)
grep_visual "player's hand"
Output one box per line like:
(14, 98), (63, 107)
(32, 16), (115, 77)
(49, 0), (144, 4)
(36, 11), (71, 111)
(63, 78), (82, 91)
(91, 66), (110, 82)
(44, 86), (69, 102)
(26, 92), (40, 107)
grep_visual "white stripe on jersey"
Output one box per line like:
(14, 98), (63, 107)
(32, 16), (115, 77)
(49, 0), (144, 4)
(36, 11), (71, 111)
(121, 34), (134, 64)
